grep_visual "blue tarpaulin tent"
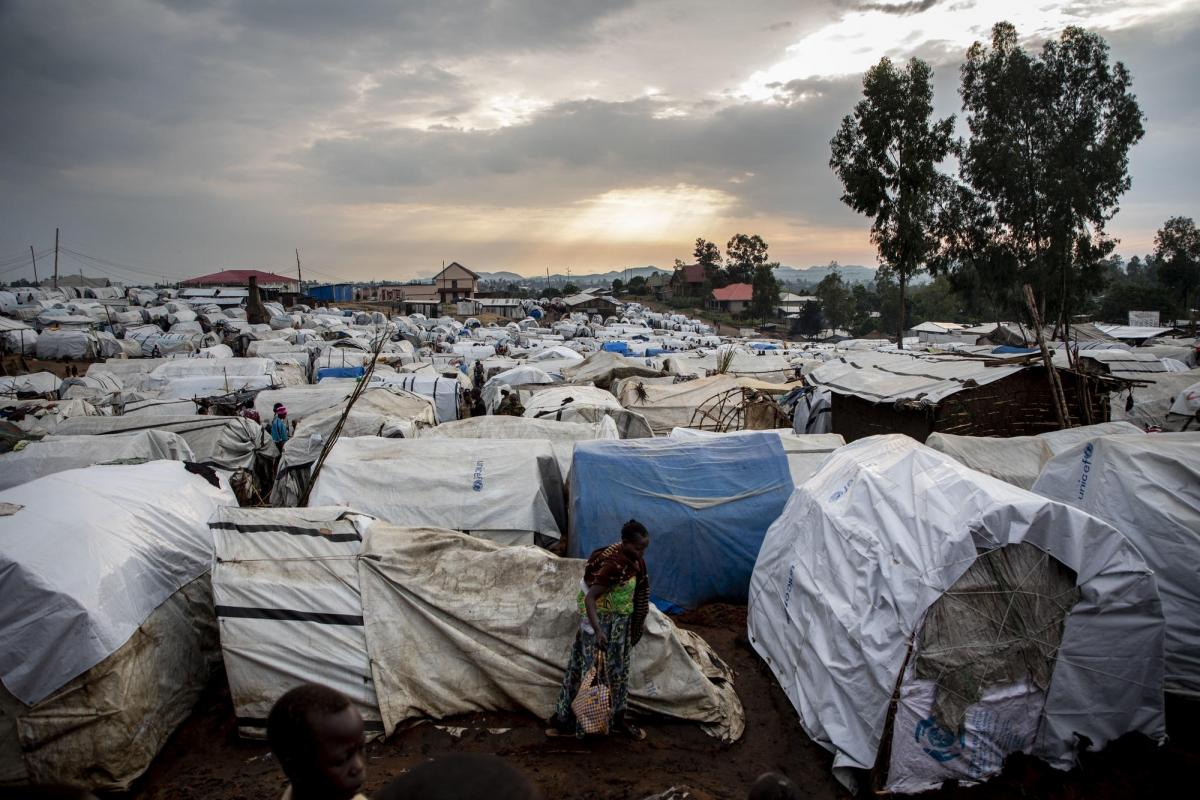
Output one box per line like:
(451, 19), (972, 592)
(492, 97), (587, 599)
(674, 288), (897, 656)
(601, 341), (629, 355)
(316, 366), (366, 381)
(569, 433), (792, 612)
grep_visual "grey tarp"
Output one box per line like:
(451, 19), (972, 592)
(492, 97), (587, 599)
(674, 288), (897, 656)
(358, 526), (744, 742)
(926, 421), (1143, 489)
(1033, 433), (1200, 697)
(53, 414), (271, 470)
(308, 437), (565, 545)
(560, 350), (663, 389)
(415, 415), (618, 478)
(0, 430), (194, 491)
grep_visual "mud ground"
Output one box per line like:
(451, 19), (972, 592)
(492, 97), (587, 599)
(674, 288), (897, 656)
(120, 604), (1196, 800)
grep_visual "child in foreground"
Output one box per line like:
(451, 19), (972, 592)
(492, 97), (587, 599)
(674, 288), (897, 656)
(267, 683), (367, 800)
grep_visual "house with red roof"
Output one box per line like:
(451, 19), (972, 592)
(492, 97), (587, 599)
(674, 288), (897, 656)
(710, 282), (753, 314)
(180, 269), (299, 292)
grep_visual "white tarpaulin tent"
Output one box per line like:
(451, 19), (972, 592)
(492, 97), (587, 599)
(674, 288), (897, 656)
(0, 462), (234, 789)
(668, 428), (845, 485)
(308, 437), (565, 545)
(749, 435), (1165, 793)
(1033, 433), (1200, 697)
(926, 421), (1143, 489)
(0, 372), (60, 398)
(416, 415), (618, 478)
(363, 373), (463, 423)
(210, 507), (385, 740)
(0, 430), (194, 491)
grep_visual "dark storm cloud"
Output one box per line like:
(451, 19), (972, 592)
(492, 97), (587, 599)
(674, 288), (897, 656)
(853, 1), (943, 15)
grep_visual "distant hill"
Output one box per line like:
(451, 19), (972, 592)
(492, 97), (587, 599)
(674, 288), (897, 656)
(473, 262), (902, 288)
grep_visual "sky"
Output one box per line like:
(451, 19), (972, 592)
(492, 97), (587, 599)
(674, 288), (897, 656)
(1, 0), (1197, 284)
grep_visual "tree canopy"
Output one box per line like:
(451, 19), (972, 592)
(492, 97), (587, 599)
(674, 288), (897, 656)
(830, 56), (954, 348)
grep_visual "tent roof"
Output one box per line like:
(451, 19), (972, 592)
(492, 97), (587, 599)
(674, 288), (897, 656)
(180, 269), (296, 286)
(807, 351), (1023, 404)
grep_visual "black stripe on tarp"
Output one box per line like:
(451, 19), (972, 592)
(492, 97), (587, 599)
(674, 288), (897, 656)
(216, 606), (364, 626)
(237, 716), (386, 732)
(209, 521), (361, 542)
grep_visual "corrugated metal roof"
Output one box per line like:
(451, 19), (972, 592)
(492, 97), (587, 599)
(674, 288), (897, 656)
(807, 351), (1024, 404)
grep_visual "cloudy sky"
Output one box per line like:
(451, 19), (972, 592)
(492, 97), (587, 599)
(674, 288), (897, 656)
(1, 0), (1197, 283)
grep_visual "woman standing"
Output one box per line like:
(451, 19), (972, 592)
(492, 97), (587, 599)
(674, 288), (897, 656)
(548, 520), (651, 739)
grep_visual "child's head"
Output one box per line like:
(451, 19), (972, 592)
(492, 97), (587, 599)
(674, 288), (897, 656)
(747, 772), (799, 800)
(267, 684), (365, 800)
(276, 406), (288, 418)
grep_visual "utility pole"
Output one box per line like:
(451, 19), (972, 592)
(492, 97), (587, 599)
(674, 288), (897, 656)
(29, 246), (38, 285)
(295, 248), (303, 289)
(53, 227), (59, 290)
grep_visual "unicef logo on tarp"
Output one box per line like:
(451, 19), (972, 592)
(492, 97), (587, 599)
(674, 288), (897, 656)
(1076, 442), (1094, 500)
(472, 460), (485, 492)
(914, 717), (964, 762)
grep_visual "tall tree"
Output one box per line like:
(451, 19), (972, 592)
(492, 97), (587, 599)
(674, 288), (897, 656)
(959, 22), (1144, 336)
(693, 238), (726, 288)
(1154, 216), (1200, 323)
(725, 233), (769, 284)
(815, 270), (853, 333)
(750, 262), (782, 323)
(830, 56), (954, 349)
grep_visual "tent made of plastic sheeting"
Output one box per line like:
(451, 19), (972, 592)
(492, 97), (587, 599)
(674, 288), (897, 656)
(53, 414), (271, 471)
(523, 385), (655, 439)
(560, 350), (663, 389)
(616, 374), (745, 435)
(34, 330), (98, 360)
(1033, 433), (1200, 697)
(308, 437), (565, 546)
(570, 434), (793, 612)
(1111, 371), (1200, 431)
(416, 415), (619, 479)
(270, 389), (437, 506)
(664, 352), (791, 383)
(0, 463), (234, 789)
(357, 525), (744, 741)
(0, 371), (60, 399)
(925, 421), (1144, 489)
(58, 372), (123, 405)
(210, 507), (385, 740)
(481, 365), (556, 411)
(0, 430), (195, 491)
(362, 373), (463, 424)
(668, 428), (844, 486)
(748, 435), (1165, 794)
(254, 385), (358, 424)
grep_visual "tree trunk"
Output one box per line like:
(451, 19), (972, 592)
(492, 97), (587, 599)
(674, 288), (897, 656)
(897, 274), (906, 350)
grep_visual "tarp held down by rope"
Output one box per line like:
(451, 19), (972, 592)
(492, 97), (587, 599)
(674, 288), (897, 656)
(749, 434), (1165, 793)
(569, 433), (792, 612)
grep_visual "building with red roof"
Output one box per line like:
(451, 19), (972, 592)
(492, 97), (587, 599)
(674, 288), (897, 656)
(180, 269), (299, 292)
(710, 282), (753, 314)
(670, 263), (706, 297)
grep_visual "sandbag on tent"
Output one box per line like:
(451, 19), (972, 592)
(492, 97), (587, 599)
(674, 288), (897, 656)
(616, 374), (744, 435)
(523, 385), (654, 439)
(53, 414), (271, 471)
(210, 507), (385, 740)
(269, 389), (436, 506)
(358, 525), (744, 742)
(570, 433), (792, 612)
(0, 462), (235, 789)
(416, 415), (619, 478)
(926, 421), (1143, 489)
(1033, 433), (1200, 697)
(668, 428), (844, 485)
(748, 434), (1165, 794)
(307, 437), (564, 546)
(0, 430), (194, 491)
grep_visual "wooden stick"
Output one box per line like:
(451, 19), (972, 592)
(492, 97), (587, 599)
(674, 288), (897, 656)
(1023, 284), (1071, 429)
